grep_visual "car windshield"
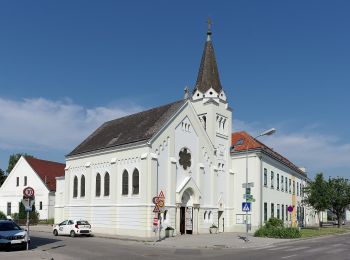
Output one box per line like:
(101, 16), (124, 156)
(77, 221), (89, 225)
(0, 222), (22, 231)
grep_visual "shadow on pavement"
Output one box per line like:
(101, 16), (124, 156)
(29, 235), (63, 249)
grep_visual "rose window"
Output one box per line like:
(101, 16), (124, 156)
(179, 148), (191, 170)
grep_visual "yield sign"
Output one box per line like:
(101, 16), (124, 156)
(242, 202), (251, 212)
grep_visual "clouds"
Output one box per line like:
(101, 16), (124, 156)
(234, 119), (350, 177)
(0, 97), (142, 152)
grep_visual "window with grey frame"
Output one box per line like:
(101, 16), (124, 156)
(271, 171), (274, 189)
(132, 169), (139, 195)
(24, 176), (27, 186)
(16, 177), (19, 187)
(277, 174), (280, 190)
(277, 204), (280, 219)
(281, 175), (284, 191)
(264, 168), (267, 187)
(289, 179), (291, 193)
(285, 177), (288, 192)
(81, 175), (85, 197)
(293, 180), (295, 195)
(7, 202), (11, 215)
(264, 203), (267, 222)
(282, 205), (285, 221)
(271, 203), (274, 218)
(73, 176), (78, 198)
(104, 172), (110, 196)
(96, 173), (101, 197)
(122, 170), (128, 195)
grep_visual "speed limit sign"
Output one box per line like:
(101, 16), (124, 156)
(23, 187), (35, 198)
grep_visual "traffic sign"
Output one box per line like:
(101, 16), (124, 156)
(152, 190), (165, 213)
(21, 198), (35, 212)
(287, 205), (294, 213)
(242, 202), (251, 212)
(23, 187), (35, 198)
(242, 182), (254, 188)
(243, 194), (253, 200)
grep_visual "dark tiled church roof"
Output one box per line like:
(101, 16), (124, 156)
(193, 31), (223, 94)
(68, 100), (185, 157)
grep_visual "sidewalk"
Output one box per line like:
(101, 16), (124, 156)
(28, 225), (290, 249)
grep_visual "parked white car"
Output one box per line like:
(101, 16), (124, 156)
(0, 220), (30, 250)
(53, 219), (92, 237)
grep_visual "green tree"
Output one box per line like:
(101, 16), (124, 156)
(6, 153), (34, 174)
(18, 201), (39, 223)
(327, 177), (350, 228)
(303, 173), (330, 227)
(0, 168), (6, 186)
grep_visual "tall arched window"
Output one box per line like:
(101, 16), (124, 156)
(96, 173), (101, 197)
(122, 170), (128, 195)
(80, 175), (85, 197)
(104, 172), (110, 196)
(132, 169), (139, 195)
(73, 176), (78, 198)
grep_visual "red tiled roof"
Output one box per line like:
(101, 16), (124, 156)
(25, 157), (65, 192)
(231, 131), (306, 176)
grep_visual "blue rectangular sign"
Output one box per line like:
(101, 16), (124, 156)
(242, 202), (251, 212)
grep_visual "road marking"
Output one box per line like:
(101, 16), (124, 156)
(284, 246), (309, 252)
(268, 246), (293, 251)
(281, 254), (297, 259)
(304, 246), (331, 253)
(326, 248), (347, 254)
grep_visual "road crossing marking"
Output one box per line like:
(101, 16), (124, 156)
(281, 254), (297, 259)
(284, 246), (309, 252)
(268, 246), (293, 251)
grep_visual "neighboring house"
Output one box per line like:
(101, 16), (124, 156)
(55, 27), (233, 238)
(231, 131), (319, 232)
(0, 156), (65, 220)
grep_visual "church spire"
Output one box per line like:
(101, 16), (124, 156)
(193, 18), (223, 94)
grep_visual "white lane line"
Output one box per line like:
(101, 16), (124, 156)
(284, 246), (309, 251)
(304, 247), (330, 253)
(268, 246), (293, 251)
(281, 254), (297, 259)
(326, 248), (347, 254)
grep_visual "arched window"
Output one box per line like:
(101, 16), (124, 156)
(208, 211), (212, 220)
(96, 173), (101, 197)
(104, 172), (110, 196)
(204, 211), (207, 220)
(73, 176), (78, 198)
(80, 175), (85, 197)
(132, 169), (139, 195)
(163, 210), (167, 220)
(202, 116), (206, 130)
(122, 170), (128, 195)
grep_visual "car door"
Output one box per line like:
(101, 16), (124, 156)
(66, 220), (74, 235)
(58, 220), (68, 235)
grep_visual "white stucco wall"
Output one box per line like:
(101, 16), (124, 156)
(0, 157), (52, 220)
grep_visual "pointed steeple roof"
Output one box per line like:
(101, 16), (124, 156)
(194, 20), (223, 94)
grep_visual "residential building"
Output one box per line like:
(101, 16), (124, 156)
(0, 156), (65, 219)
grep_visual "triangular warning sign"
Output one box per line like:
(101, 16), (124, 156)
(158, 190), (165, 198)
(243, 203), (250, 212)
(153, 205), (160, 213)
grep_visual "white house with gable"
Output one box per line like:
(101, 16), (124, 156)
(0, 156), (65, 220)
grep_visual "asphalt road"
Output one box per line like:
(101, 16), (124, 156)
(1, 231), (350, 260)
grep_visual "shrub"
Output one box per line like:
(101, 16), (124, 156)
(0, 210), (6, 219)
(255, 218), (301, 239)
(254, 226), (301, 239)
(265, 217), (284, 228)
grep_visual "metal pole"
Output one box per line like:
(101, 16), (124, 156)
(26, 200), (29, 251)
(245, 146), (249, 237)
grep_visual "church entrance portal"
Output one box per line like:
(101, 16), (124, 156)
(180, 189), (194, 235)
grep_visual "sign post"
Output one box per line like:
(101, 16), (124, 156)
(22, 187), (35, 251)
(152, 191), (165, 242)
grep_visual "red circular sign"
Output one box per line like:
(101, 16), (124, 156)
(23, 187), (35, 198)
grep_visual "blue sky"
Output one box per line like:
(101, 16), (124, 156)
(0, 1), (349, 179)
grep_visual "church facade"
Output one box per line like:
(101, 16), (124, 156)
(55, 27), (235, 237)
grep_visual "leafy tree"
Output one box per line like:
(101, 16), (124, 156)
(18, 201), (39, 223)
(0, 210), (6, 219)
(0, 168), (6, 186)
(327, 177), (350, 228)
(303, 173), (330, 227)
(6, 153), (34, 174)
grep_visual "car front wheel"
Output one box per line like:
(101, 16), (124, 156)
(53, 229), (58, 236)
(70, 230), (76, 237)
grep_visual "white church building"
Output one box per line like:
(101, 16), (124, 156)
(55, 26), (317, 237)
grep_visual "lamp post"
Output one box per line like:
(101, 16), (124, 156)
(245, 128), (276, 239)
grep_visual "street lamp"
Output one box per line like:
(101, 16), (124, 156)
(245, 128), (276, 240)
